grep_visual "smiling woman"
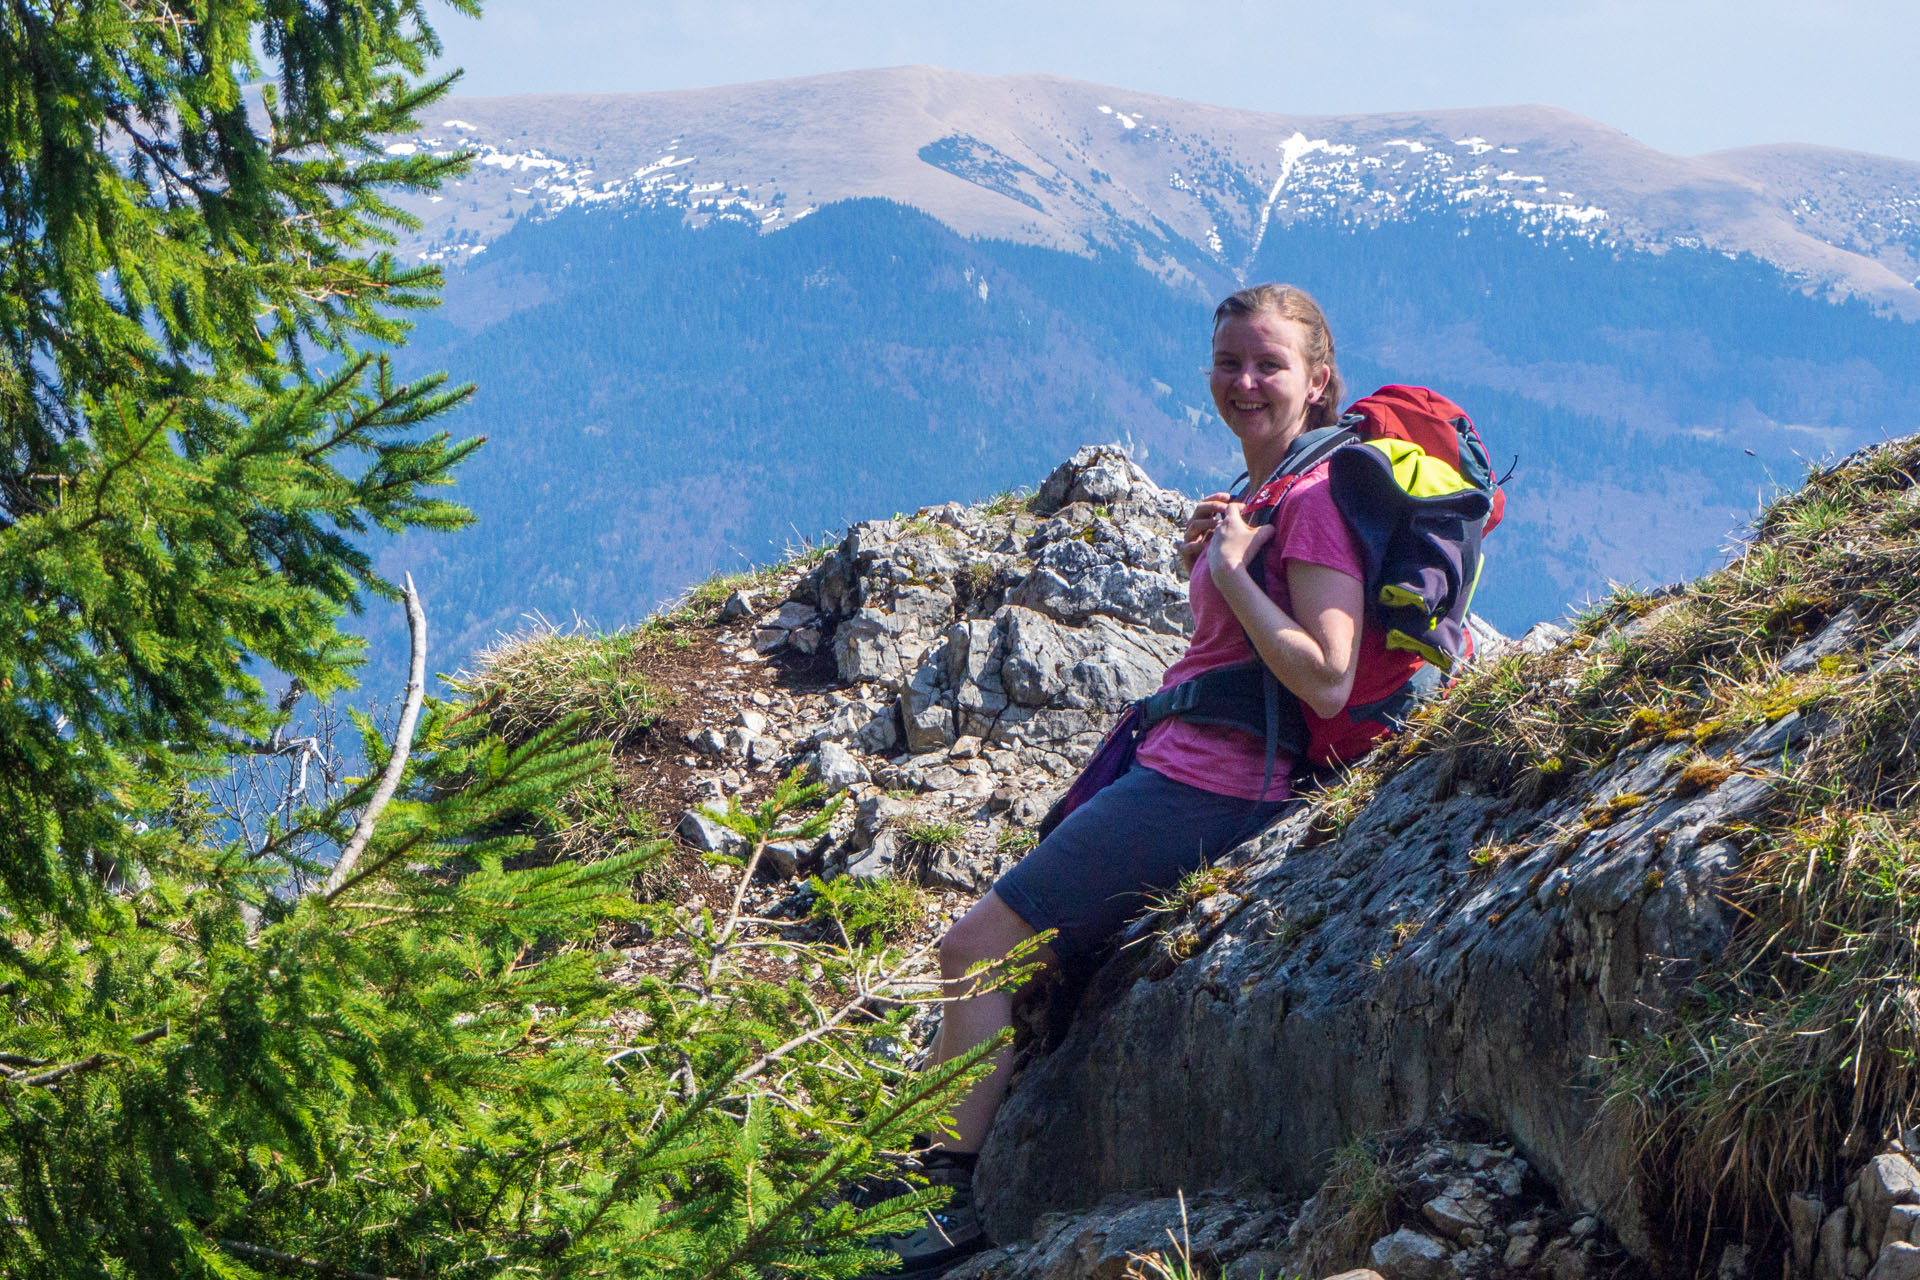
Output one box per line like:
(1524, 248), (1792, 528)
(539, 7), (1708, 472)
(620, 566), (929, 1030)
(857, 283), (1370, 1280)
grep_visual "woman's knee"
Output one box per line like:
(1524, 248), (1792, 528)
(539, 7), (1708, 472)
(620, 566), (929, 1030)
(939, 891), (1035, 981)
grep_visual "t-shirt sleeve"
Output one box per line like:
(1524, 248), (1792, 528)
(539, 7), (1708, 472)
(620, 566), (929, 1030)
(1266, 469), (1365, 591)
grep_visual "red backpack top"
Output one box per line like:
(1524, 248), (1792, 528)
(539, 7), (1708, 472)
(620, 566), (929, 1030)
(1342, 385), (1506, 534)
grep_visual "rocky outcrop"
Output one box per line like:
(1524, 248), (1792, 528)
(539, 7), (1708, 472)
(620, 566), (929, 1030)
(703, 445), (1198, 889)
(963, 490), (1920, 1275)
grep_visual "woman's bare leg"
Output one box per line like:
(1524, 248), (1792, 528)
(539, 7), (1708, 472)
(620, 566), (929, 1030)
(928, 889), (1053, 1153)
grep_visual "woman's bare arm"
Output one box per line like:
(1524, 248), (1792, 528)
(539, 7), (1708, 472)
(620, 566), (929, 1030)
(1204, 503), (1364, 719)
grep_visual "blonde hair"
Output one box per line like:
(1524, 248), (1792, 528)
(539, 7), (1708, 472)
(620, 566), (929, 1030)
(1212, 284), (1344, 433)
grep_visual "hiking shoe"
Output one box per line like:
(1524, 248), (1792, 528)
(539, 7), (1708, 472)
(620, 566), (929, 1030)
(859, 1150), (990, 1279)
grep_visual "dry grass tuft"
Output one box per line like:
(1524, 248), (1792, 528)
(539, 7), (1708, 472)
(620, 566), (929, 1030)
(1414, 439), (1920, 809)
(1519, 438), (1920, 1253)
(1604, 793), (1920, 1246)
(1674, 757), (1736, 796)
(454, 619), (684, 746)
(1319, 438), (1920, 1254)
(1289, 1137), (1397, 1278)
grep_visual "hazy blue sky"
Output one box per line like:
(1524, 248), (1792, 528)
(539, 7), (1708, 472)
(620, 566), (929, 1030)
(428, 0), (1919, 162)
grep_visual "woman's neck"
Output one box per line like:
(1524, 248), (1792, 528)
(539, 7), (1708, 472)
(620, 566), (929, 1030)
(1243, 423), (1307, 492)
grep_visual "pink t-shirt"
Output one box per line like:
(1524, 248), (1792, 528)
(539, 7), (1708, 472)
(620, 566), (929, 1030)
(1134, 462), (1366, 801)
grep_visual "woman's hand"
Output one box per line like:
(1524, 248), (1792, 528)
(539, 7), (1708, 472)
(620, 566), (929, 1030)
(1203, 502), (1274, 579)
(1179, 492), (1234, 573)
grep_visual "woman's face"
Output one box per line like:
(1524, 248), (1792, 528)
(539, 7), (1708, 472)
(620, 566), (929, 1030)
(1209, 311), (1329, 451)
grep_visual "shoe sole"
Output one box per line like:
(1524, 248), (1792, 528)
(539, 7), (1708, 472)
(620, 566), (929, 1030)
(864, 1235), (991, 1280)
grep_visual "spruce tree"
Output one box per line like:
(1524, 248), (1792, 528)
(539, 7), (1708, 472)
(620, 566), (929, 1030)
(0, 5), (995, 1274)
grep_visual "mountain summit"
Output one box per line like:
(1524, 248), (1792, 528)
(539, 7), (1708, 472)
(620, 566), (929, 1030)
(392, 66), (1920, 317)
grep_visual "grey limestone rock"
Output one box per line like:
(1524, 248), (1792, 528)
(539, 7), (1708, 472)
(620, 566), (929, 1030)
(1870, 1243), (1920, 1280)
(901, 652), (956, 753)
(808, 741), (867, 794)
(1010, 529), (1191, 636)
(852, 793), (914, 852)
(760, 839), (812, 880)
(1369, 1229), (1451, 1280)
(1819, 1207), (1851, 1280)
(833, 608), (912, 683)
(975, 669), (1811, 1264)
(676, 808), (744, 858)
(1860, 1156), (1920, 1258)
(1780, 600), (1871, 673)
(940, 1189), (1291, 1280)
(842, 829), (902, 880)
(1030, 444), (1160, 515)
(1420, 1188), (1490, 1242)
(1794, 1195), (1830, 1277)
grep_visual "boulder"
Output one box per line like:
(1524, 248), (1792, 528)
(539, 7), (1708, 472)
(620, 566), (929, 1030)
(833, 609), (911, 683)
(676, 808), (745, 858)
(1820, 1208), (1850, 1280)
(976, 693), (1811, 1263)
(1870, 1243), (1920, 1280)
(808, 741), (867, 794)
(761, 839), (813, 881)
(1858, 1155), (1920, 1257)
(1793, 1194), (1828, 1277)
(1368, 1229), (1450, 1280)
(902, 654), (957, 753)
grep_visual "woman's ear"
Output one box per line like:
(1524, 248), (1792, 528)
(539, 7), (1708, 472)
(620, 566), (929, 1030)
(1308, 364), (1331, 403)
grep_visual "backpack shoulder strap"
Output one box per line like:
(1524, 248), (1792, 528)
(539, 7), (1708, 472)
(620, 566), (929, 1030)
(1243, 426), (1358, 529)
(1238, 425), (1358, 801)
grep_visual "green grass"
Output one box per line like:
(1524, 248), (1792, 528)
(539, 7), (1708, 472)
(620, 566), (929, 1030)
(1147, 865), (1229, 917)
(671, 535), (833, 623)
(995, 827), (1038, 856)
(676, 561), (791, 619)
(897, 515), (960, 546)
(807, 874), (928, 947)
(976, 487), (1033, 518)
(544, 775), (678, 899)
(1377, 436), (1920, 1253)
(900, 816), (965, 852)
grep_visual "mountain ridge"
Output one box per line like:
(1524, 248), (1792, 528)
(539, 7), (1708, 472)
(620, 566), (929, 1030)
(389, 66), (1920, 317)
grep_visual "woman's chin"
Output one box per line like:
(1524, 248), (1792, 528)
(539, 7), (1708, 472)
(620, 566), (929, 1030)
(1225, 415), (1286, 444)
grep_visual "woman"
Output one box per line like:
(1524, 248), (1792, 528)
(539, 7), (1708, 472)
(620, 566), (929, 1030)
(877, 284), (1368, 1278)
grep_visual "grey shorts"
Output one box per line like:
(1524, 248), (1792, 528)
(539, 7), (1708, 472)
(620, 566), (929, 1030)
(993, 765), (1289, 970)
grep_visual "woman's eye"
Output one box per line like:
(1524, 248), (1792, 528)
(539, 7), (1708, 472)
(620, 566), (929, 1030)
(1258, 363), (1282, 376)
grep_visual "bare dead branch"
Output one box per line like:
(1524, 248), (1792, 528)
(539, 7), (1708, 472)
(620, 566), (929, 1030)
(323, 574), (426, 899)
(216, 1237), (399, 1280)
(10, 1024), (169, 1087)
